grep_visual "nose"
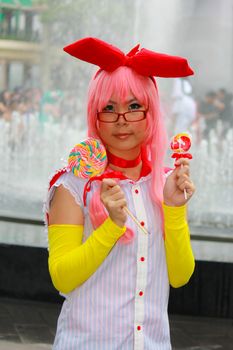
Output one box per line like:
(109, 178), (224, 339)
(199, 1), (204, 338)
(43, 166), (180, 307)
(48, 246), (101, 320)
(116, 113), (128, 125)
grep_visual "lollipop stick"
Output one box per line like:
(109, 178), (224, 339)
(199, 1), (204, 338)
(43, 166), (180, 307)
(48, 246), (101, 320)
(181, 163), (187, 200)
(107, 182), (149, 235)
(124, 207), (149, 235)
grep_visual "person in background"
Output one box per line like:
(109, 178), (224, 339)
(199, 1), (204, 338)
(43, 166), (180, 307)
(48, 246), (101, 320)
(0, 90), (11, 119)
(216, 88), (233, 130)
(171, 77), (196, 135)
(197, 91), (220, 138)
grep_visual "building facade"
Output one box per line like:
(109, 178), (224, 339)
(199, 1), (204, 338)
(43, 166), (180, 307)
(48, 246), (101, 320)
(0, 0), (45, 90)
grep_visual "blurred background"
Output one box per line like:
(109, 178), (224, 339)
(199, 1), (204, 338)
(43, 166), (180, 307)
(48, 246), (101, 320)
(1, 2), (233, 348)
(0, 0), (232, 260)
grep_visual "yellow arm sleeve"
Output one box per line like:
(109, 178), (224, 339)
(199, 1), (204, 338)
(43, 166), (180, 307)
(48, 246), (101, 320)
(48, 217), (126, 294)
(163, 204), (195, 288)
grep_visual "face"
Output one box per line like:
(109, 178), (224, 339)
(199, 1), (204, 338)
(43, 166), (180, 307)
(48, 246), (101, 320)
(205, 94), (215, 104)
(217, 91), (224, 101)
(4, 91), (11, 101)
(96, 92), (147, 157)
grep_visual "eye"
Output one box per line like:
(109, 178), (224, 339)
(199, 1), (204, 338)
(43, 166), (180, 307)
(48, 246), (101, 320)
(129, 102), (142, 110)
(102, 104), (114, 112)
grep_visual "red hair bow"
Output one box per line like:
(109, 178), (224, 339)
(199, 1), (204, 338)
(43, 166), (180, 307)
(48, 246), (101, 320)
(63, 37), (194, 78)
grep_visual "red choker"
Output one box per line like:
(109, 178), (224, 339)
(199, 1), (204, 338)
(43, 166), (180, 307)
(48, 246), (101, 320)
(106, 150), (142, 168)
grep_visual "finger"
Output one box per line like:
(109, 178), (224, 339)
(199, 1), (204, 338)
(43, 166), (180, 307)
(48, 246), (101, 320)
(186, 182), (195, 195)
(176, 164), (190, 177)
(179, 180), (195, 192)
(103, 184), (122, 196)
(170, 163), (189, 178)
(175, 158), (190, 167)
(108, 191), (125, 202)
(108, 198), (127, 210)
(186, 187), (194, 198)
(116, 198), (128, 209)
(176, 173), (189, 187)
(101, 192), (125, 207)
(101, 178), (118, 191)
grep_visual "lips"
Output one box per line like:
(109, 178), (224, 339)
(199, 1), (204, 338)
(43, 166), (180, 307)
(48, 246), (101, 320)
(114, 133), (132, 136)
(113, 133), (132, 140)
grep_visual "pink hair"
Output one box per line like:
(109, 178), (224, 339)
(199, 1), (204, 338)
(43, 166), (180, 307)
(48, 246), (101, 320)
(86, 67), (168, 241)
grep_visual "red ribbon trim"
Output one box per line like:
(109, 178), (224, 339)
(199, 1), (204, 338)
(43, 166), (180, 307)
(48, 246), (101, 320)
(106, 150), (142, 168)
(83, 171), (127, 206)
(171, 153), (193, 160)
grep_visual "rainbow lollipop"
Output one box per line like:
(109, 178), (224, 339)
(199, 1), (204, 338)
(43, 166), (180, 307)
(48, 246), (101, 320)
(68, 138), (107, 178)
(170, 132), (192, 200)
(68, 137), (148, 235)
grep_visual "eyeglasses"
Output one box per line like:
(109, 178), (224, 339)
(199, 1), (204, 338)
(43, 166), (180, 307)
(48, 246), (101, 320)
(97, 110), (147, 123)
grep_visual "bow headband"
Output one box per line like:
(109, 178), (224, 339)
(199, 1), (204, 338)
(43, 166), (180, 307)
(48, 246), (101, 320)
(63, 37), (194, 78)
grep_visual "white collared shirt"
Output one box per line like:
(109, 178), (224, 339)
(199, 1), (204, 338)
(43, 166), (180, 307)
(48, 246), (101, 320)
(46, 171), (171, 350)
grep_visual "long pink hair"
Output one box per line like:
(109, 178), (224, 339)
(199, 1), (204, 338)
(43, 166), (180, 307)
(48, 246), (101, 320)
(86, 67), (168, 242)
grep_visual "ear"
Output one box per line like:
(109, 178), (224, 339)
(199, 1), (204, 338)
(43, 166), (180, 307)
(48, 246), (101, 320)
(95, 120), (100, 132)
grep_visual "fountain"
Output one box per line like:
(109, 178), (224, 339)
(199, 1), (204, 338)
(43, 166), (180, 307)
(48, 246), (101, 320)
(0, 113), (232, 245)
(0, 116), (86, 218)
(0, 0), (232, 253)
(189, 127), (233, 228)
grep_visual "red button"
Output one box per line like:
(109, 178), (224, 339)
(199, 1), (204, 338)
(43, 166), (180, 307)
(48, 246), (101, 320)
(135, 189), (139, 194)
(140, 257), (145, 261)
(137, 326), (141, 331)
(140, 221), (145, 226)
(139, 291), (143, 296)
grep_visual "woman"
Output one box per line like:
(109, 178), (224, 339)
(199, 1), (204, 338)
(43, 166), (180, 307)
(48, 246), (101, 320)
(45, 37), (195, 349)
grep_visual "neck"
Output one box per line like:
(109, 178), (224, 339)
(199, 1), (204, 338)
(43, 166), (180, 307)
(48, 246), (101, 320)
(106, 149), (142, 180)
(108, 163), (142, 181)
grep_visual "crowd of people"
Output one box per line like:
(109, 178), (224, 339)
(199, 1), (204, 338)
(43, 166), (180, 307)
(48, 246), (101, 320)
(169, 78), (233, 141)
(0, 87), (80, 126)
(196, 88), (233, 138)
(0, 88), (40, 121)
(1, 84), (232, 146)
(0, 87), (83, 148)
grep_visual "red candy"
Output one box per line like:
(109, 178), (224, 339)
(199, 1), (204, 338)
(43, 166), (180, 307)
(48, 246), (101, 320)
(170, 133), (192, 161)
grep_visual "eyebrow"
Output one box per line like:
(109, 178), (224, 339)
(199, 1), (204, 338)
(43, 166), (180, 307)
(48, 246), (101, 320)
(108, 98), (139, 104)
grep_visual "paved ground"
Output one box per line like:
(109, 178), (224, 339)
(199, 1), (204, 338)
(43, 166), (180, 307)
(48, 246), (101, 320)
(0, 298), (232, 350)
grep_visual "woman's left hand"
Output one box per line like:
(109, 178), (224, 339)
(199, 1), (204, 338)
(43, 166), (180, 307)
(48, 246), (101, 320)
(163, 158), (195, 207)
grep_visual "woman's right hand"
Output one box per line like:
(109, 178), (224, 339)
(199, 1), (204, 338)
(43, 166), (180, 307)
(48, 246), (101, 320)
(100, 178), (127, 228)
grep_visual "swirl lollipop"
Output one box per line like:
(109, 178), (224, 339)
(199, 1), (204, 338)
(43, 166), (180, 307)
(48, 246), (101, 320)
(68, 137), (148, 235)
(68, 138), (107, 178)
(170, 132), (192, 200)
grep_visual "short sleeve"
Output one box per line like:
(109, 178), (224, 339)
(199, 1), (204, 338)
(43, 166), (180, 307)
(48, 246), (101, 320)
(44, 171), (87, 217)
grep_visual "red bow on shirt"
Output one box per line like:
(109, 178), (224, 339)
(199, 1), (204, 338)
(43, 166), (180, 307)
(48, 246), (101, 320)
(63, 37), (194, 78)
(83, 171), (126, 206)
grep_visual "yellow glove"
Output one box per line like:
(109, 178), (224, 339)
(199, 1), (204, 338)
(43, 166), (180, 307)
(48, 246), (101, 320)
(163, 204), (195, 288)
(48, 217), (126, 294)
